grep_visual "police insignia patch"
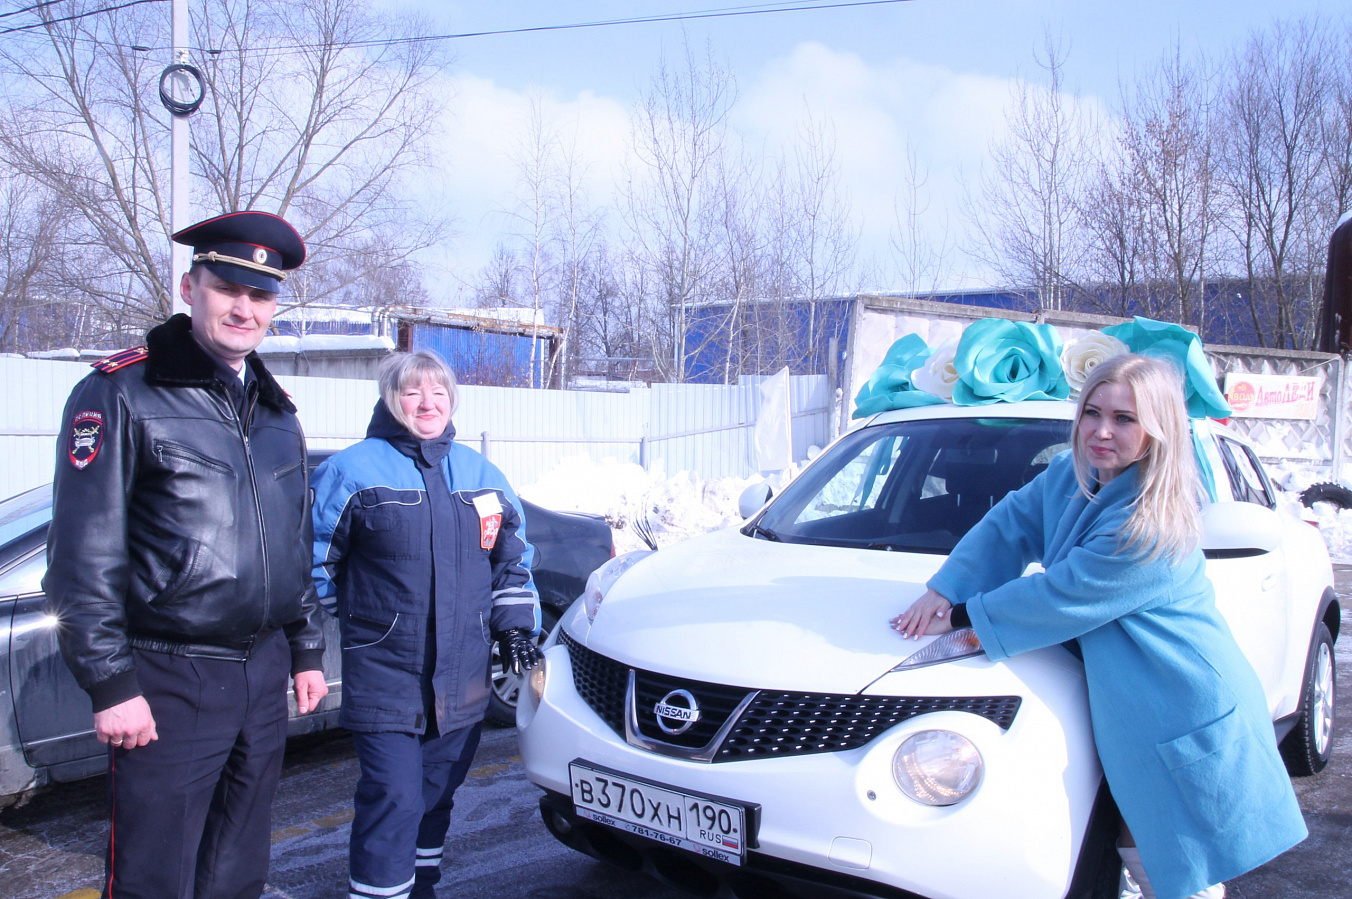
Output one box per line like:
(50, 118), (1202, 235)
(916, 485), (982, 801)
(68, 410), (105, 469)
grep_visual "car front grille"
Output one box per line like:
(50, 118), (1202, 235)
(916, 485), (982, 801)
(716, 692), (1022, 760)
(561, 630), (1021, 763)
(561, 630), (628, 734)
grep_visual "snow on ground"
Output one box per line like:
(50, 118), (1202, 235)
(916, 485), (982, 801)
(1267, 460), (1352, 563)
(522, 454), (1352, 564)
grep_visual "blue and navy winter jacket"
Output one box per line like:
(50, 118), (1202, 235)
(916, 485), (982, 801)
(311, 403), (539, 734)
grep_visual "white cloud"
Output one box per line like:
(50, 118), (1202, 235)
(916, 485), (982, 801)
(418, 72), (630, 293)
(736, 42), (1108, 289)
(420, 41), (1112, 295)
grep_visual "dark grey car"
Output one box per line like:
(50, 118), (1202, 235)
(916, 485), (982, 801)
(0, 454), (612, 807)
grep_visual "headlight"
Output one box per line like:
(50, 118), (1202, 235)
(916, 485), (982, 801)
(526, 656), (547, 708)
(892, 730), (983, 806)
(890, 627), (984, 671)
(582, 550), (653, 622)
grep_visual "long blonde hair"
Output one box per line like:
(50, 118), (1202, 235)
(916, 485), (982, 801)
(1071, 354), (1201, 561)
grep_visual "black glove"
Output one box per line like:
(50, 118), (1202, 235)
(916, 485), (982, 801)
(498, 628), (541, 676)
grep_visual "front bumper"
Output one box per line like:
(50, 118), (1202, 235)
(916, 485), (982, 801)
(518, 632), (1110, 899)
(538, 788), (929, 899)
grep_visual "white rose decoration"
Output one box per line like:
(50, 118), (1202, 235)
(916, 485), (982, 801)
(1061, 332), (1128, 394)
(912, 339), (960, 401)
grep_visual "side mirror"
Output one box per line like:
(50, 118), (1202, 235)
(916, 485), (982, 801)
(737, 482), (773, 519)
(1200, 501), (1283, 555)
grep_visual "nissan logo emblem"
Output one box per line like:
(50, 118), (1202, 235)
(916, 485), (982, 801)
(654, 689), (701, 735)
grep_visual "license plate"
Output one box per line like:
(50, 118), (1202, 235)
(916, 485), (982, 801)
(569, 762), (747, 865)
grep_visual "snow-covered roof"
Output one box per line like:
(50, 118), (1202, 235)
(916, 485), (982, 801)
(258, 334), (394, 353)
(273, 305), (376, 324)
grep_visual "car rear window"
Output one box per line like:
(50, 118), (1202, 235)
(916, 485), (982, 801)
(755, 418), (1071, 553)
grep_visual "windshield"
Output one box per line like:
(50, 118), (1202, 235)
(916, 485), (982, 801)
(753, 417), (1071, 553)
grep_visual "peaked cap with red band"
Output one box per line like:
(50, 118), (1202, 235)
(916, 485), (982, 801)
(172, 210), (306, 293)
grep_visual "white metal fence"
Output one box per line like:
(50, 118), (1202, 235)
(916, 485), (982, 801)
(0, 357), (831, 498)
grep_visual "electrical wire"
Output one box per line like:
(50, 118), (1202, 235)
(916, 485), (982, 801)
(0, 0), (63, 21)
(0, 0), (913, 54)
(0, 0), (166, 35)
(343, 0), (916, 52)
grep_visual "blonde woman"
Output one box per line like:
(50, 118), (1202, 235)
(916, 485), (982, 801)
(891, 354), (1305, 899)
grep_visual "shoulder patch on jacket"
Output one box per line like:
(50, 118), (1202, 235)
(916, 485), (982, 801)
(91, 346), (148, 374)
(68, 410), (105, 469)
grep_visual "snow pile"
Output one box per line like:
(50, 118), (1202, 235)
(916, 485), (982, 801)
(1265, 459), (1352, 562)
(519, 455), (797, 554)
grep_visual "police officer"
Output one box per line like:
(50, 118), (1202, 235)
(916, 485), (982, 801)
(44, 211), (329, 899)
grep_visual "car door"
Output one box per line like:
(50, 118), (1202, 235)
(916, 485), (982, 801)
(4, 529), (103, 768)
(1204, 436), (1290, 712)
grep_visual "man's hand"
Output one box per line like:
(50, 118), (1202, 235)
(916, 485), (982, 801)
(497, 628), (541, 676)
(293, 670), (329, 715)
(94, 696), (158, 750)
(890, 588), (955, 640)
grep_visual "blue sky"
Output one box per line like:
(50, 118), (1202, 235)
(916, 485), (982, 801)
(390, 1), (1344, 296)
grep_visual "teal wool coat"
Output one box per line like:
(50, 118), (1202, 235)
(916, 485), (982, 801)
(928, 453), (1305, 899)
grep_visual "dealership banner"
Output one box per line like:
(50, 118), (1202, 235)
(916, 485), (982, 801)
(1223, 373), (1319, 420)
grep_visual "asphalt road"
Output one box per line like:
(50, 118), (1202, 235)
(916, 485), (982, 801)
(2, 603), (1349, 899)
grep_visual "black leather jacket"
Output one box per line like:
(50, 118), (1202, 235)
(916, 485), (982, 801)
(43, 315), (325, 712)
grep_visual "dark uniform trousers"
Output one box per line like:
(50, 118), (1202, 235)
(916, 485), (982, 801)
(103, 629), (291, 899)
(348, 721), (483, 899)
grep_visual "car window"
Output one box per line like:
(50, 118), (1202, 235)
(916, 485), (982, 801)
(798, 435), (906, 521)
(1216, 438), (1275, 508)
(0, 547), (46, 598)
(757, 417), (1071, 553)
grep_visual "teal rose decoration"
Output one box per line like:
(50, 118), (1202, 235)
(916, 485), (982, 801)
(852, 334), (945, 418)
(1100, 317), (1231, 419)
(951, 318), (1070, 405)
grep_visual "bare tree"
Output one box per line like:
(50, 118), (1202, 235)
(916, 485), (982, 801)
(621, 40), (735, 382)
(890, 142), (953, 297)
(1077, 146), (1161, 320)
(1216, 19), (1339, 348)
(0, 184), (76, 351)
(781, 113), (857, 359)
(709, 145), (766, 383)
(473, 244), (520, 309)
(1118, 44), (1218, 330)
(1324, 25), (1352, 223)
(499, 94), (561, 387)
(0, 0), (447, 348)
(1323, 27), (1352, 226)
(966, 32), (1093, 311)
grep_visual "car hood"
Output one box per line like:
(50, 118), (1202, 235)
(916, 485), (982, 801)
(575, 527), (946, 694)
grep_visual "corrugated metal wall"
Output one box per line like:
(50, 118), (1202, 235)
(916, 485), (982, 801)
(0, 358), (830, 497)
(0, 357), (91, 498)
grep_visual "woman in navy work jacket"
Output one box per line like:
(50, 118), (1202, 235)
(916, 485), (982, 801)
(311, 351), (542, 899)
(892, 354), (1306, 899)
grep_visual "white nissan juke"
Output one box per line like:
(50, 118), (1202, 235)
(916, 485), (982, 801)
(516, 401), (1339, 899)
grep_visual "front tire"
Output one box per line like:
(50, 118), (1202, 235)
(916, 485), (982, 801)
(1280, 621), (1336, 776)
(486, 606), (560, 726)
